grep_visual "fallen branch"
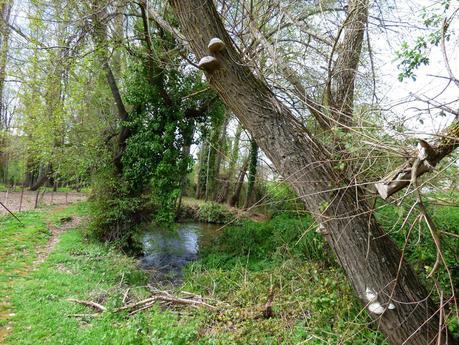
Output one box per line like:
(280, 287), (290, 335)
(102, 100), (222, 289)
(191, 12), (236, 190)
(116, 294), (216, 313)
(375, 121), (459, 199)
(67, 298), (106, 312)
(67, 291), (217, 318)
(0, 201), (24, 226)
(68, 313), (101, 318)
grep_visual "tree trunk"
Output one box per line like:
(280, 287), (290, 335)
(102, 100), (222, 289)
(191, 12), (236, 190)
(195, 142), (208, 199)
(214, 112), (230, 184)
(227, 121), (242, 202)
(169, 1), (451, 343)
(0, 0), (12, 128)
(91, 1), (130, 176)
(244, 138), (258, 209)
(30, 169), (49, 191)
(229, 155), (248, 207)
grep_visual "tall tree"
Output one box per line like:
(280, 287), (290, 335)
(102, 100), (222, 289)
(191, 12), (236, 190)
(168, 1), (451, 344)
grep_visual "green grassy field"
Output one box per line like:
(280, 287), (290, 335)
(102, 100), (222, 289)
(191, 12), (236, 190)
(1, 200), (457, 344)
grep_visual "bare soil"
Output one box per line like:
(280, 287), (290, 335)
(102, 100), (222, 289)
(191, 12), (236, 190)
(0, 191), (86, 215)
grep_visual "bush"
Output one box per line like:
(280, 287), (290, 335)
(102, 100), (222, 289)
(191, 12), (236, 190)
(197, 201), (234, 224)
(259, 181), (305, 217)
(89, 167), (149, 242)
(202, 214), (330, 267)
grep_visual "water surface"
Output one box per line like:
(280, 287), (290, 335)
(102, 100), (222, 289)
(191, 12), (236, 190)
(139, 223), (221, 285)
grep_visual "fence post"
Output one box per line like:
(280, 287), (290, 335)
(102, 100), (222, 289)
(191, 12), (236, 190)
(19, 187), (24, 212)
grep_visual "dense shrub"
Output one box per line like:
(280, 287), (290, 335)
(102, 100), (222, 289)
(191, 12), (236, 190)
(197, 201), (234, 224)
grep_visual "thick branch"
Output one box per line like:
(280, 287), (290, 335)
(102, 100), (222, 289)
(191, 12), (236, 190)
(328, 0), (368, 128)
(375, 120), (459, 199)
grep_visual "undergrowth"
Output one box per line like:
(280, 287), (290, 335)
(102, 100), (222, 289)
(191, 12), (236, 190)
(3, 197), (457, 344)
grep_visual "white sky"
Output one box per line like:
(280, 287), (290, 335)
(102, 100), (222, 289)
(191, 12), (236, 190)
(370, 0), (458, 137)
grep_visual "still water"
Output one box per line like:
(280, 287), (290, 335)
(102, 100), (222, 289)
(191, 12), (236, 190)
(139, 223), (221, 285)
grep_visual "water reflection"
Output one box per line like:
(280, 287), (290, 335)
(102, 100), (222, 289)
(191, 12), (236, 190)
(139, 223), (220, 286)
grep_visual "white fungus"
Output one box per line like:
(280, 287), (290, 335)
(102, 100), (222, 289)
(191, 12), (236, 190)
(208, 37), (225, 53)
(365, 288), (378, 303)
(368, 302), (385, 314)
(197, 56), (220, 72)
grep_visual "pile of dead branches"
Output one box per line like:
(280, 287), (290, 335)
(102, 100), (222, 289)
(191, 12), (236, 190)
(67, 289), (217, 317)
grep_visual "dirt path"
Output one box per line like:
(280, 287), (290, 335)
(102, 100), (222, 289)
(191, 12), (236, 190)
(0, 191), (86, 215)
(34, 214), (85, 268)
(0, 207), (85, 344)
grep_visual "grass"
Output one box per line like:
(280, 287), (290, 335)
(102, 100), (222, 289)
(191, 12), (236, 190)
(0, 209), (50, 335)
(1, 203), (387, 344)
(2, 199), (457, 344)
(180, 216), (387, 344)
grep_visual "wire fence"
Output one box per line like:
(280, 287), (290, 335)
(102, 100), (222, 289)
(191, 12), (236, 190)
(0, 188), (87, 215)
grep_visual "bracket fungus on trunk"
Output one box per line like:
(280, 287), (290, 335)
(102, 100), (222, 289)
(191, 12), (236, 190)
(208, 37), (225, 53)
(197, 56), (220, 72)
(365, 288), (395, 315)
(197, 37), (226, 73)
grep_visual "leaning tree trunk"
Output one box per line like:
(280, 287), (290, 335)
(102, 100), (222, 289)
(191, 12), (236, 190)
(169, 1), (451, 344)
(30, 165), (50, 191)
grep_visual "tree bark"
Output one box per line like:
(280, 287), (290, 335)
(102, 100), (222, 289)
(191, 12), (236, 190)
(169, 1), (451, 344)
(0, 0), (12, 128)
(327, 0), (368, 129)
(229, 155), (249, 207)
(227, 121), (242, 202)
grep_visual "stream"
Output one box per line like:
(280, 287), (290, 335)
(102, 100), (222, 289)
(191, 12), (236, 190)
(139, 223), (222, 286)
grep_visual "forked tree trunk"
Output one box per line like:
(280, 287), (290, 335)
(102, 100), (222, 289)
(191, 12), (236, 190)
(169, 1), (451, 344)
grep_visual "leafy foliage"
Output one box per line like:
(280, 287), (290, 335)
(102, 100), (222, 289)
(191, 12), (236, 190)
(196, 201), (234, 224)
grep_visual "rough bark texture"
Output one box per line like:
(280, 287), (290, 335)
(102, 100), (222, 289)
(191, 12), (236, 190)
(376, 120), (459, 199)
(328, 0), (368, 128)
(169, 1), (451, 344)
